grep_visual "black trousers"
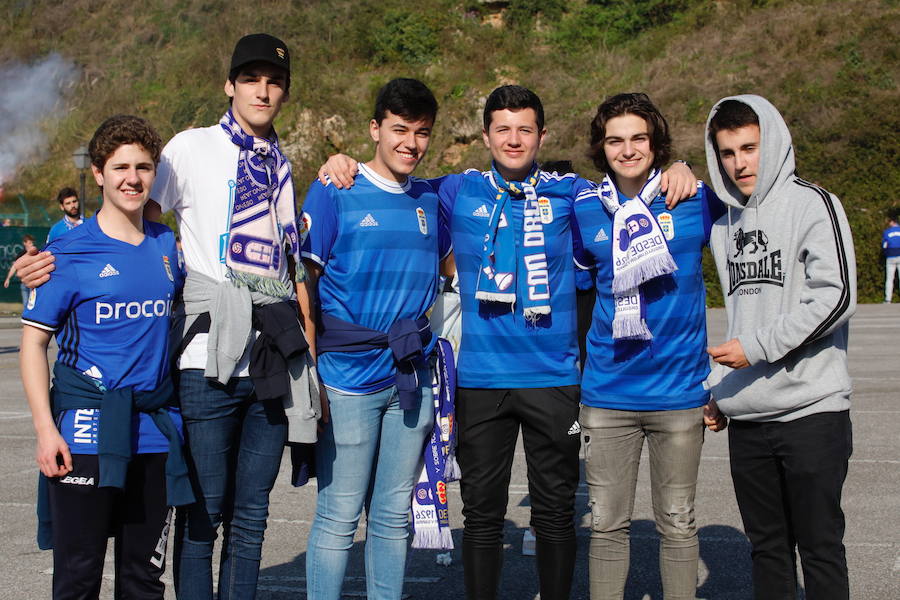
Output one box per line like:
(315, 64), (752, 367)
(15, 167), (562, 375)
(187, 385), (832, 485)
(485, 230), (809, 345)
(457, 386), (581, 599)
(49, 453), (172, 600)
(728, 410), (852, 600)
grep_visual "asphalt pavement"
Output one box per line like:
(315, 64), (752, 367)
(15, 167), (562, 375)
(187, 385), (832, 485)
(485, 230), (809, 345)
(0, 305), (897, 598)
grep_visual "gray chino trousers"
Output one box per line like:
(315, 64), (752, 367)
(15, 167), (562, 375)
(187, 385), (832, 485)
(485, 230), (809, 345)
(581, 405), (705, 600)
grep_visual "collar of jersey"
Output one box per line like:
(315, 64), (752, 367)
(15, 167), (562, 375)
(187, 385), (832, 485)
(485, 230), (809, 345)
(358, 162), (412, 194)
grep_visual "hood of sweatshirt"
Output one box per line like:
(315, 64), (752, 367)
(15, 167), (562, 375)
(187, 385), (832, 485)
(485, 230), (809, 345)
(704, 94), (796, 210)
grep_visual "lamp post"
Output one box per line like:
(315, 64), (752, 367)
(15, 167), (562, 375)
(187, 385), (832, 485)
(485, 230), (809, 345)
(71, 145), (90, 215)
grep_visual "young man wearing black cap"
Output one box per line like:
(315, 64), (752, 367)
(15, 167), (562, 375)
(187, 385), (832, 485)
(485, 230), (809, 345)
(145, 33), (318, 599)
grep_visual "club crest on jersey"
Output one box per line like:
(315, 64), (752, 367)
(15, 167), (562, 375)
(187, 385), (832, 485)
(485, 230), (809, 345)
(163, 255), (174, 282)
(27, 288), (36, 310)
(416, 207), (428, 235)
(538, 197), (553, 224)
(299, 211), (312, 243)
(658, 212), (674, 240)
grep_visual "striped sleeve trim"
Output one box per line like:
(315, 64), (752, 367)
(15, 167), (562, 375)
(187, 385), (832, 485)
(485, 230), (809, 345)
(574, 188), (598, 203)
(795, 178), (852, 344)
(300, 251), (326, 268)
(21, 318), (56, 332)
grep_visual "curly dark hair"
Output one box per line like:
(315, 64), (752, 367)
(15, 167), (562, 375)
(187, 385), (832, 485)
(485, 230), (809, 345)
(587, 92), (672, 173)
(88, 115), (162, 170)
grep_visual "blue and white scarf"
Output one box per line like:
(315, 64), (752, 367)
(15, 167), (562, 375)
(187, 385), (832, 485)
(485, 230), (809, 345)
(476, 163), (551, 320)
(219, 110), (304, 298)
(411, 338), (459, 550)
(597, 169), (677, 339)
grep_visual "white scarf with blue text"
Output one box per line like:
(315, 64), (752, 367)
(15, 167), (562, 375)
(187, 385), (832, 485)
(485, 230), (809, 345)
(597, 169), (677, 340)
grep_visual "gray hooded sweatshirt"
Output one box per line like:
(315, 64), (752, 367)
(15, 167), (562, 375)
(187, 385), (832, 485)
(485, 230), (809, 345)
(703, 95), (856, 422)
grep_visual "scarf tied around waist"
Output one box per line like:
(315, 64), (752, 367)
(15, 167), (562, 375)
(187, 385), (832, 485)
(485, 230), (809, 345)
(219, 110), (305, 299)
(476, 163), (551, 321)
(597, 169), (677, 340)
(36, 364), (193, 550)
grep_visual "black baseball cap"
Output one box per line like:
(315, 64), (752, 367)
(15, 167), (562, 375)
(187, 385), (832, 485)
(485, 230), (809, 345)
(229, 33), (290, 87)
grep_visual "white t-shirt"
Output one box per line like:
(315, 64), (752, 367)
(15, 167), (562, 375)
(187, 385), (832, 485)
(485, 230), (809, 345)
(152, 124), (291, 375)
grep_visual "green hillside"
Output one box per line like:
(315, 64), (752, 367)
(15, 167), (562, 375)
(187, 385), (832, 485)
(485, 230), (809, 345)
(1, 0), (897, 302)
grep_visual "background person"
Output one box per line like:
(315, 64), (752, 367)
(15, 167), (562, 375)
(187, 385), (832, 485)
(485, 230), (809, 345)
(46, 187), (82, 243)
(4, 233), (36, 305)
(882, 214), (900, 303)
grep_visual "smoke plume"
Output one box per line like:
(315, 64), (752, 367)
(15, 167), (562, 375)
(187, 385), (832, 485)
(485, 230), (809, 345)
(0, 54), (79, 185)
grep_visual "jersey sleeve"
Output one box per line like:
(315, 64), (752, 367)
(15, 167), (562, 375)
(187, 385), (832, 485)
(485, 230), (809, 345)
(21, 252), (78, 331)
(300, 180), (338, 268)
(700, 183), (726, 244)
(151, 136), (188, 214)
(430, 174), (464, 257)
(572, 198), (598, 270)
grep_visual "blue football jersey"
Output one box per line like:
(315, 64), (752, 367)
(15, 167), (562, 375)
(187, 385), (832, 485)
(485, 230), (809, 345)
(301, 164), (450, 394)
(573, 182), (725, 410)
(22, 217), (184, 454)
(434, 169), (593, 389)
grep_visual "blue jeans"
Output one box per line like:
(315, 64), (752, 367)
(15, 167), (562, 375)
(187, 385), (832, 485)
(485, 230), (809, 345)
(174, 370), (287, 600)
(306, 373), (434, 600)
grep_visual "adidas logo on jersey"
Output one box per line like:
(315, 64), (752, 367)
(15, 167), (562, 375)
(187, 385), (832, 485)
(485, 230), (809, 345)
(359, 213), (379, 227)
(99, 264), (120, 278)
(567, 421), (582, 436)
(594, 229), (609, 243)
(82, 365), (103, 379)
(472, 205), (490, 218)
(60, 476), (94, 486)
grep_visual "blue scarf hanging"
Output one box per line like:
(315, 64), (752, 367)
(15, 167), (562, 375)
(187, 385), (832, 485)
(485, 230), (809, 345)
(476, 163), (551, 320)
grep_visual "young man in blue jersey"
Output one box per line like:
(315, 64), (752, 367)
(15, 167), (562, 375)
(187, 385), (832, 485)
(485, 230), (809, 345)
(318, 85), (698, 600)
(300, 78), (450, 600)
(21, 115), (190, 599)
(572, 93), (726, 599)
(705, 96), (855, 600)
(883, 214), (900, 302)
(15, 34), (318, 599)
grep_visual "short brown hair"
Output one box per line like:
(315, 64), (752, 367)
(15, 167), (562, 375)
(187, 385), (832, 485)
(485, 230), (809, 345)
(88, 115), (162, 170)
(587, 92), (671, 173)
(708, 100), (759, 135)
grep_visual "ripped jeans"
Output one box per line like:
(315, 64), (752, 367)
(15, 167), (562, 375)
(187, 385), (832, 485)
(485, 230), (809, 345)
(580, 405), (705, 600)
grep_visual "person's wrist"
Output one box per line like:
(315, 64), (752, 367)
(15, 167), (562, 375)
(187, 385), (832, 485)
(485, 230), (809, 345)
(674, 159), (692, 170)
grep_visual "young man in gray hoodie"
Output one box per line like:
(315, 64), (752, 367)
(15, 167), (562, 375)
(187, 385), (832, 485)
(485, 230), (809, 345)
(704, 95), (856, 599)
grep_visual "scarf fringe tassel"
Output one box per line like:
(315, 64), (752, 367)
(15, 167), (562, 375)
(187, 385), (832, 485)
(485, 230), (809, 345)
(612, 254), (679, 294)
(612, 315), (653, 341)
(475, 291), (517, 303)
(412, 526), (455, 550)
(228, 271), (294, 299)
